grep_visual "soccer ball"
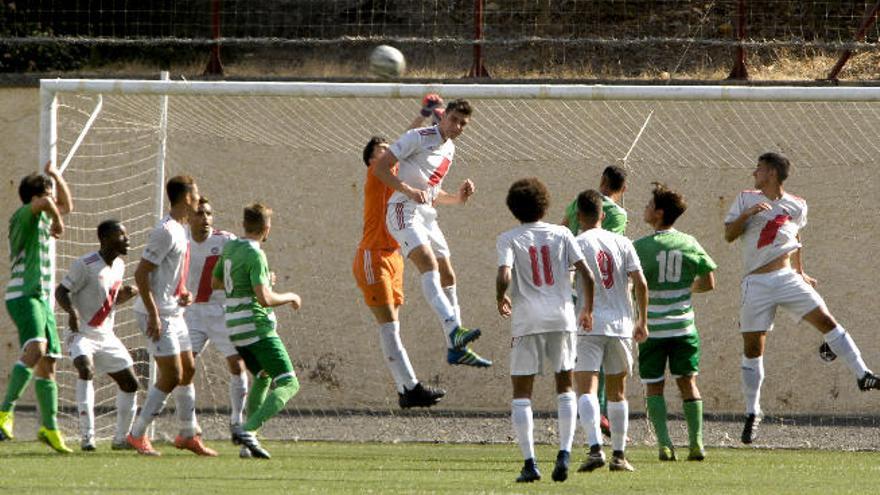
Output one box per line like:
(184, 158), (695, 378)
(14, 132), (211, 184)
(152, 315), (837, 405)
(370, 45), (406, 78)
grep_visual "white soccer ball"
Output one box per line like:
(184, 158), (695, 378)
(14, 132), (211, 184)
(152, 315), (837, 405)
(370, 45), (406, 78)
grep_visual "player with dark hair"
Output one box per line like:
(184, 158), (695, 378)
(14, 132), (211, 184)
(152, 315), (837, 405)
(374, 98), (492, 368)
(355, 131), (446, 409)
(497, 177), (594, 483)
(573, 189), (647, 473)
(184, 196), (250, 453)
(127, 175), (217, 456)
(634, 183), (716, 461)
(0, 160), (73, 452)
(724, 152), (880, 444)
(56, 220), (140, 451)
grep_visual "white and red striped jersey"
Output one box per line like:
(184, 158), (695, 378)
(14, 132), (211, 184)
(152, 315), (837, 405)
(133, 215), (190, 317)
(724, 190), (807, 275)
(186, 229), (235, 307)
(60, 252), (125, 337)
(496, 222), (585, 337)
(387, 125), (455, 206)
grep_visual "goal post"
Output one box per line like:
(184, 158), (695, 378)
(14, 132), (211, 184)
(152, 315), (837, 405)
(40, 79), (880, 444)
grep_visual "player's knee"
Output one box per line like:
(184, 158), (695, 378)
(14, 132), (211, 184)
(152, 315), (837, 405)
(275, 374), (300, 398)
(119, 378), (138, 393)
(77, 366), (95, 381)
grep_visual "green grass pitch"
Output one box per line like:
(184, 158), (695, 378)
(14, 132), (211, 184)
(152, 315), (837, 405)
(1, 441), (878, 494)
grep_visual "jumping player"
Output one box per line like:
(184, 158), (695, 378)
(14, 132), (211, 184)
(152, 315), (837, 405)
(724, 152), (880, 444)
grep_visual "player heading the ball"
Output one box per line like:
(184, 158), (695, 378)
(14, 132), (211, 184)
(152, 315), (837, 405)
(374, 99), (492, 368)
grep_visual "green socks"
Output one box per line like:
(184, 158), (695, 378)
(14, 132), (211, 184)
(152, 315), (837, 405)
(683, 399), (704, 450)
(646, 395), (673, 448)
(34, 378), (59, 430)
(243, 375), (299, 433)
(1, 362), (34, 412)
(246, 372), (272, 418)
(597, 369), (607, 414)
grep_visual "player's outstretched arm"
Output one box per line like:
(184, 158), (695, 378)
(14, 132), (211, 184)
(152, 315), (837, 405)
(408, 93), (444, 130)
(54, 284), (80, 332)
(496, 266), (512, 317)
(254, 284), (301, 310)
(435, 180), (476, 206)
(574, 259), (594, 330)
(629, 270), (649, 342)
(692, 272), (716, 293)
(44, 160), (73, 215)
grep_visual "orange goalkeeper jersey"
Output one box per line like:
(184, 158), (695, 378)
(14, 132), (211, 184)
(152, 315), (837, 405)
(358, 163), (399, 250)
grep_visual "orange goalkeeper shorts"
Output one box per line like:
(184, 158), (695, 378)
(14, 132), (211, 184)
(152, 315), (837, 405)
(353, 248), (404, 307)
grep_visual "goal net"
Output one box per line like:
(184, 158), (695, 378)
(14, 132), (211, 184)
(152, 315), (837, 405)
(42, 80), (880, 447)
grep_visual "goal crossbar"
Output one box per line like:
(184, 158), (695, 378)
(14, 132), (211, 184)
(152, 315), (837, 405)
(40, 79), (880, 102)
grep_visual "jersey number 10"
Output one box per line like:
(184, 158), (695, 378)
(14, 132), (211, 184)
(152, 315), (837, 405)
(656, 250), (683, 283)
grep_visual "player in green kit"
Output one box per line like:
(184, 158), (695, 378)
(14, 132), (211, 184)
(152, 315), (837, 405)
(633, 183), (716, 462)
(562, 165), (628, 235)
(212, 203), (301, 459)
(560, 165), (628, 435)
(1, 160), (73, 453)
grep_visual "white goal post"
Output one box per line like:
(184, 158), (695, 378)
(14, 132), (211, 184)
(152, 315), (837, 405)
(39, 79), (880, 443)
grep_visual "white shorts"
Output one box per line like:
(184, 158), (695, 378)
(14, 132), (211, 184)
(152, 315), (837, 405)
(184, 307), (238, 358)
(574, 334), (633, 375)
(739, 268), (827, 333)
(67, 331), (134, 374)
(385, 201), (451, 259)
(509, 332), (576, 376)
(135, 312), (192, 357)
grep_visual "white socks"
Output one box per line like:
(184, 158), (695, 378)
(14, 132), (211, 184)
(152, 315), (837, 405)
(419, 271), (459, 342)
(174, 384), (199, 437)
(442, 284), (461, 323)
(741, 356), (765, 416)
(229, 373), (248, 426)
(557, 392), (576, 453)
(115, 391), (137, 443)
(578, 393), (602, 447)
(76, 379), (95, 440)
(379, 321), (418, 393)
(131, 387), (168, 438)
(607, 400), (629, 452)
(824, 326), (870, 378)
(511, 398), (535, 461)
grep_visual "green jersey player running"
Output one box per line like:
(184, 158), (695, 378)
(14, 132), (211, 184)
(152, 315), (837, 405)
(0, 160), (74, 453)
(634, 183), (716, 462)
(212, 203), (301, 459)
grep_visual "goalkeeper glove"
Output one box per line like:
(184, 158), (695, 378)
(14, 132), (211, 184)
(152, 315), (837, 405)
(420, 93), (444, 117)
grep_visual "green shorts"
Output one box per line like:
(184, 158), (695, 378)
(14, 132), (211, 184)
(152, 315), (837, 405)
(638, 333), (700, 383)
(236, 335), (295, 381)
(5, 296), (61, 358)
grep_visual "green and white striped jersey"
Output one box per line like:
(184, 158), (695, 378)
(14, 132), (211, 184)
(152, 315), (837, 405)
(213, 238), (276, 346)
(633, 229), (716, 338)
(5, 205), (52, 301)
